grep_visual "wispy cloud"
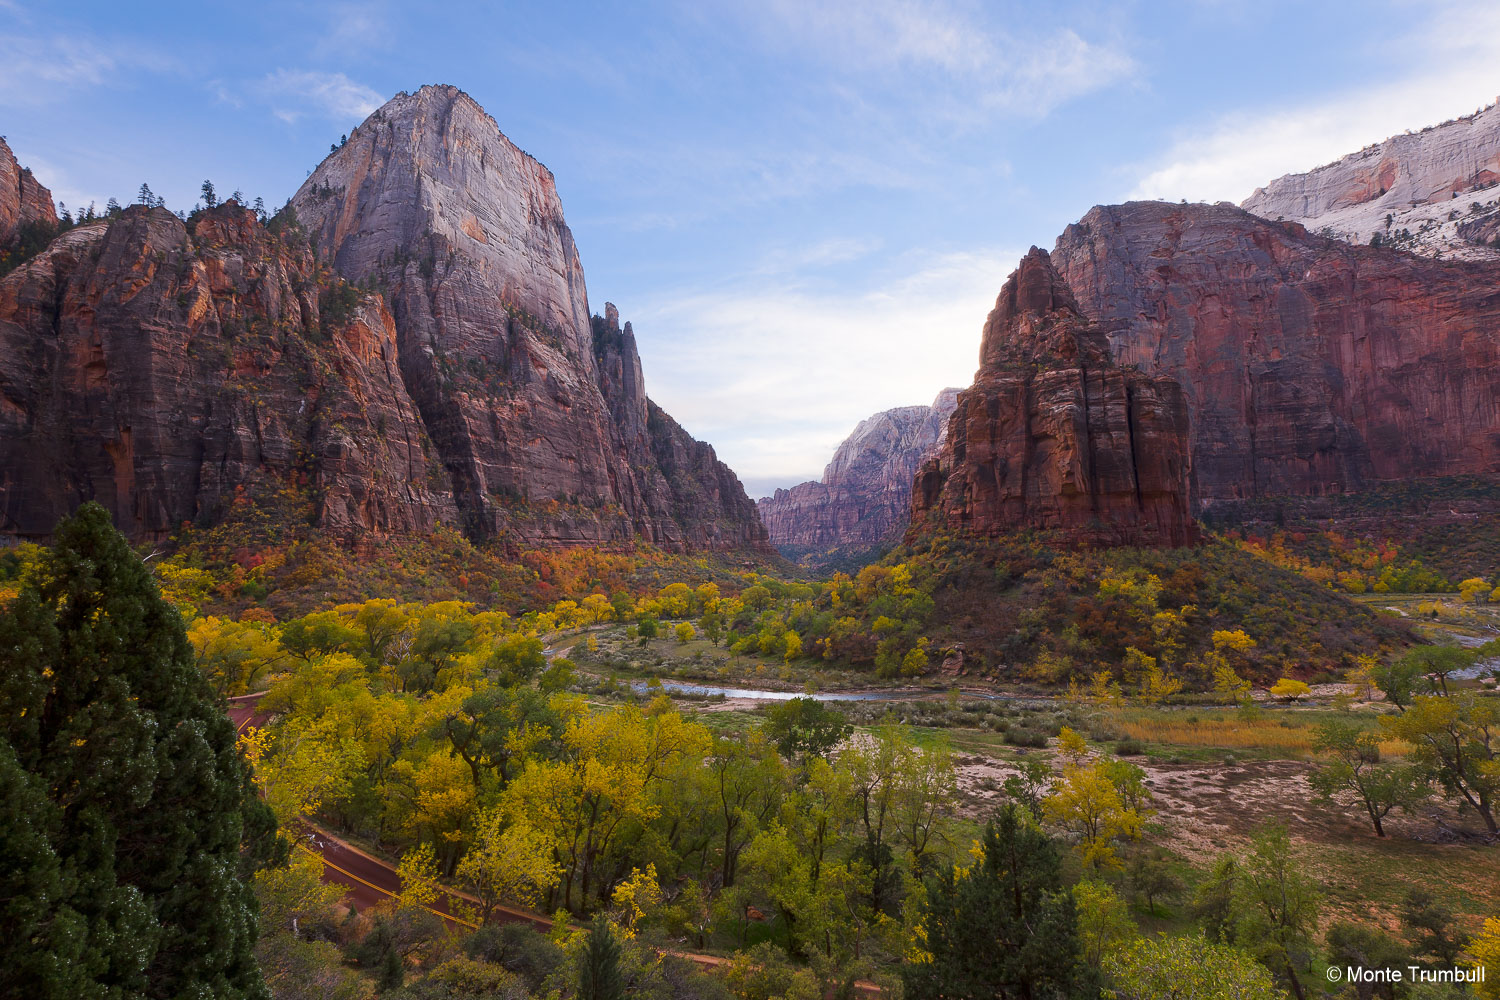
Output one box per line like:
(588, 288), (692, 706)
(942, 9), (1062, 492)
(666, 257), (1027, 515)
(628, 244), (1024, 492)
(0, 30), (173, 105)
(1128, 4), (1500, 203)
(740, 0), (1136, 118)
(255, 69), (384, 124)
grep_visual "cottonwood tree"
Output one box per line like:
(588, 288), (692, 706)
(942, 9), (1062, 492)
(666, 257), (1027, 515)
(1309, 720), (1427, 837)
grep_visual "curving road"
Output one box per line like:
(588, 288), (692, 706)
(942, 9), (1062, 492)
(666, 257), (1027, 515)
(227, 690), (878, 992)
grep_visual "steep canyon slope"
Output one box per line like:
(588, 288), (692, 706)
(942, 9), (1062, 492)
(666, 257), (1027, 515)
(1051, 201), (1500, 508)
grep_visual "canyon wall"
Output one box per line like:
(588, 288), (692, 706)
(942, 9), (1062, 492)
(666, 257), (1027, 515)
(911, 249), (1197, 548)
(1051, 201), (1500, 506)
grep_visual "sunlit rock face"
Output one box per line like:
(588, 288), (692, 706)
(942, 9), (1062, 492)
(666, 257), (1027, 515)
(287, 84), (767, 550)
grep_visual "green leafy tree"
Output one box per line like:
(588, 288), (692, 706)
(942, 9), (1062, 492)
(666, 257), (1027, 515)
(1400, 887), (1464, 966)
(903, 803), (1088, 1000)
(1309, 720), (1427, 837)
(0, 503), (274, 1000)
(762, 697), (851, 765)
(1103, 934), (1280, 1000)
(1232, 822), (1320, 1000)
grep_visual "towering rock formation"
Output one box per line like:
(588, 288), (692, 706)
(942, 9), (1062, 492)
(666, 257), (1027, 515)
(0, 136), (56, 249)
(912, 249), (1197, 548)
(0, 204), (456, 540)
(1242, 102), (1500, 260)
(1051, 201), (1500, 504)
(284, 84), (765, 550)
(0, 86), (768, 552)
(591, 305), (768, 550)
(757, 388), (959, 552)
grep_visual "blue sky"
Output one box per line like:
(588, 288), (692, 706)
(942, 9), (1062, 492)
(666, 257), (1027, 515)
(3, 1), (1498, 497)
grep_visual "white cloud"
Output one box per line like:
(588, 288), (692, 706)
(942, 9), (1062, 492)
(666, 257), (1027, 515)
(1129, 4), (1500, 204)
(627, 245), (1025, 494)
(741, 0), (1136, 118)
(257, 69), (383, 123)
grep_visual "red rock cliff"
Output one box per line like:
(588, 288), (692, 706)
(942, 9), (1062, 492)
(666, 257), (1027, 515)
(911, 249), (1197, 547)
(0, 136), (56, 249)
(0, 204), (456, 540)
(1051, 201), (1500, 503)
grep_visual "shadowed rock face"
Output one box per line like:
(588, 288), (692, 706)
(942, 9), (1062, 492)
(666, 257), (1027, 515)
(284, 84), (765, 550)
(757, 388), (959, 550)
(0, 204), (456, 540)
(912, 249), (1198, 548)
(0, 136), (55, 248)
(1051, 201), (1500, 504)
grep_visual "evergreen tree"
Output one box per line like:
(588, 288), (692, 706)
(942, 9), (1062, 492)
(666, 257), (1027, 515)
(137, 182), (154, 206)
(200, 179), (217, 208)
(904, 803), (1088, 1000)
(0, 503), (275, 1000)
(578, 913), (624, 1000)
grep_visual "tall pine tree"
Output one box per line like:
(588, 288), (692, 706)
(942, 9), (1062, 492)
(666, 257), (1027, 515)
(578, 913), (624, 1000)
(904, 803), (1090, 1000)
(0, 503), (275, 999)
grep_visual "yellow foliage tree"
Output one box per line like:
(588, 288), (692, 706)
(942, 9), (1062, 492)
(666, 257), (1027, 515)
(456, 807), (560, 921)
(1469, 916), (1500, 999)
(1269, 678), (1311, 702)
(1043, 755), (1144, 870)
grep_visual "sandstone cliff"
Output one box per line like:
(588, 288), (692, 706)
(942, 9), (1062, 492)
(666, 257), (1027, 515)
(0, 204), (456, 540)
(0, 136), (56, 249)
(1242, 102), (1500, 260)
(285, 84), (765, 551)
(0, 86), (767, 553)
(911, 249), (1197, 548)
(757, 388), (958, 552)
(1051, 201), (1500, 505)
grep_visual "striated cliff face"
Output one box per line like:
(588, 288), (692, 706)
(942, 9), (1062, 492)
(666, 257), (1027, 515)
(592, 305), (769, 551)
(0, 86), (767, 552)
(1051, 201), (1500, 505)
(911, 249), (1197, 548)
(757, 388), (959, 551)
(1242, 103), (1500, 260)
(0, 204), (456, 540)
(285, 84), (765, 551)
(0, 136), (56, 248)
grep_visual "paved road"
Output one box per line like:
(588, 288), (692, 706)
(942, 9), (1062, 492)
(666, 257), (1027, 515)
(227, 689), (878, 992)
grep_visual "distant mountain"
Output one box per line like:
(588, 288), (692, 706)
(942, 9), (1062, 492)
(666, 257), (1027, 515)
(1242, 102), (1500, 260)
(0, 85), (768, 552)
(757, 388), (959, 560)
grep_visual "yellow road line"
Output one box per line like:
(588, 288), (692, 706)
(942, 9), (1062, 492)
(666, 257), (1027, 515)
(294, 843), (477, 929)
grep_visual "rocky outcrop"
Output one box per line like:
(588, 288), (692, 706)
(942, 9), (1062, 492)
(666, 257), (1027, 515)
(0, 136), (56, 248)
(1051, 201), (1500, 505)
(592, 305), (769, 551)
(757, 388), (959, 550)
(911, 249), (1197, 548)
(286, 84), (765, 551)
(0, 204), (456, 540)
(0, 87), (768, 553)
(1242, 103), (1500, 260)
